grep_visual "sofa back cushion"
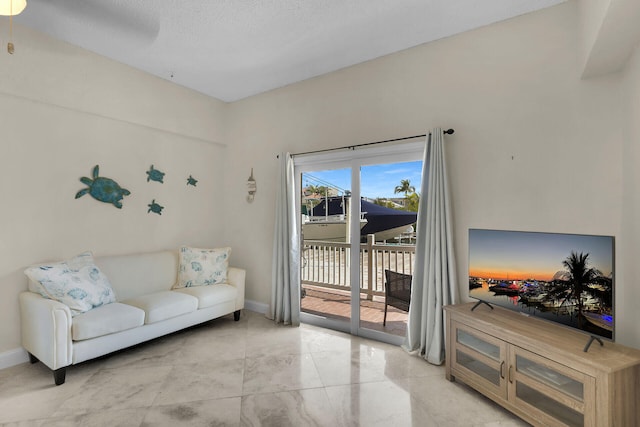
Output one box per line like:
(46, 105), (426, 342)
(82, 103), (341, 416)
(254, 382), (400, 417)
(95, 251), (178, 301)
(174, 246), (231, 288)
(24, 252), (117, 316)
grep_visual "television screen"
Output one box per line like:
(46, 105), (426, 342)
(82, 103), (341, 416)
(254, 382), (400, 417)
(468, 229), (614, 341)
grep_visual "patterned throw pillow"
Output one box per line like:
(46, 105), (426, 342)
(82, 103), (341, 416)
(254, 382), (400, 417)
(175, 246), (231, 288)
(24, 252), (116, 316)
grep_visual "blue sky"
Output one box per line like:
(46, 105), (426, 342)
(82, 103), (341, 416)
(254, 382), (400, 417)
(302, 160), (423, 199)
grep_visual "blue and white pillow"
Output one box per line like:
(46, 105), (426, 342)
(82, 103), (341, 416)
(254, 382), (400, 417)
(175, 246), (231, 288)
(24, 252), (116, 316)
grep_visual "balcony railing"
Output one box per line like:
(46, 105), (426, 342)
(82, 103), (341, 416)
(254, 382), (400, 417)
(301, 234), (416, 299)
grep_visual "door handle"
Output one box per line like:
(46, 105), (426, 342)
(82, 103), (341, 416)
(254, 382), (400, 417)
(500, 361), (505, 379)
(508, 365), (514, 383)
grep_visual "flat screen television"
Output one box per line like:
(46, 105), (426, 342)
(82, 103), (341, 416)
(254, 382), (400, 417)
(468, 229), (614, 345)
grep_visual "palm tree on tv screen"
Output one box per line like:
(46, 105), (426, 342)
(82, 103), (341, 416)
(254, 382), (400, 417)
(559, 251), (601, 326)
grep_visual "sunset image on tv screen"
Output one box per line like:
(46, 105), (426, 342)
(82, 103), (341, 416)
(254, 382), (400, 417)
(469, 229), (614, 340)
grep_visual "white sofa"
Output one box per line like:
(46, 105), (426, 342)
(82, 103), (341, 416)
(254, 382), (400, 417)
(19, 250), (246, 385)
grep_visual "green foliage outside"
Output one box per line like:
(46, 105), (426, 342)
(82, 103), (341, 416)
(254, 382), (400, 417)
(405, 193), (420, 212)
(394, 179), (415, 198)
(393, 179), (419, 212)
(373, 198), (396, 208)
(306, 185), (330, 197)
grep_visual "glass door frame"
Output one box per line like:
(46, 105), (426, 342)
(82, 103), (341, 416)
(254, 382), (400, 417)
(294, 140), (426, 345)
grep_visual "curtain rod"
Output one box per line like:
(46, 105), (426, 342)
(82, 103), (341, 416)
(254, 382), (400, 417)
(281, 129), (454, 158)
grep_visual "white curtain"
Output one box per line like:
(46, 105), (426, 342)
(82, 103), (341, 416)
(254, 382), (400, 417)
(268, 152), (301, 326)
(403, 128), (459, 364)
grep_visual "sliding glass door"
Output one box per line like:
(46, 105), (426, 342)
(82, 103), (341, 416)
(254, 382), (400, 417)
(357, 161), (421, 338)
(295, 141), (424, 344)
(300, 168), (353, 329)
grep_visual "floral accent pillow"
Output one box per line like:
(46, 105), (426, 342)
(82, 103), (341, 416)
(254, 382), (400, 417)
(24, 252), (116, 316)
(175, 246), (231, 288)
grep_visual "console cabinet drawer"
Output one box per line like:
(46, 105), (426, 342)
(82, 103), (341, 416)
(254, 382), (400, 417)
(510, 346), (596, 426)
(451, 321), (508, 400)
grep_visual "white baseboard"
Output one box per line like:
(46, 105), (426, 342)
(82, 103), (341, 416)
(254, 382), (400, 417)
(0, 347), (28, 370)
(244, 299), (268, 314)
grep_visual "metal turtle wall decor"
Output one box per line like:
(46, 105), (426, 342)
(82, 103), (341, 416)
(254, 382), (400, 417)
(75, 165), (131, 209)
(186, 175), (198, 187)
(146, 165), (165, 183)
(147, 199), (164, 215)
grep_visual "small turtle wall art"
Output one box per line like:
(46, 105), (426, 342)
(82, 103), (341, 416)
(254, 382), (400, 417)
(75, 165), (131, 209)
(186, 175), (198, 187)
(147, 199), (164, 215)
(146, 165), (165, 183)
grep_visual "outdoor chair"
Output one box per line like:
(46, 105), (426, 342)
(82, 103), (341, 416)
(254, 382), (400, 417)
(383, 269), (412, 326)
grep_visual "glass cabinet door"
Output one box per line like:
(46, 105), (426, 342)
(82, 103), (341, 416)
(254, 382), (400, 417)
(452, 322), (508, 399)
(509, 347), (595, 427)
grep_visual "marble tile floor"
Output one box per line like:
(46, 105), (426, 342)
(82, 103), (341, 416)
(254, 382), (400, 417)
(0, 310), (529, 427)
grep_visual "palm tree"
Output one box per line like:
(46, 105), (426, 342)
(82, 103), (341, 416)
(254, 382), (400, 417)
(306, 185), (329, 197)
(561, 252), (601, 326)
(394, 179), (415, 198)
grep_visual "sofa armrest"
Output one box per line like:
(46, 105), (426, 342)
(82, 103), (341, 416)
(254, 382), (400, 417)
(227, 267), (246, 311)
(19, 292), (73, 371)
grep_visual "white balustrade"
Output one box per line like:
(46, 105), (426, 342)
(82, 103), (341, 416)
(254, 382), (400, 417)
(301, 234), (415, 299)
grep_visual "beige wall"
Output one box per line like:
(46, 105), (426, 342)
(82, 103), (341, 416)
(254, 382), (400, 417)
(579, 0), (610, 72)
(620, 44), (640, 348)
(0, 26), (229, 355)
(225, 1), (638, 348)
(2, 0), (638, 359)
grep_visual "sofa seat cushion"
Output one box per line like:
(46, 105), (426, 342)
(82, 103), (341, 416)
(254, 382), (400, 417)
(122, 291), (198, 324)
(173, 284), (237, 309)
(72, 303), (145, 341)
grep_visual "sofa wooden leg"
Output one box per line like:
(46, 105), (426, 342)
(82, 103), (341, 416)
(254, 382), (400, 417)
(28, 352), (39, 364)
(234, 310), (241, 321)
(53, 367), (66, 386)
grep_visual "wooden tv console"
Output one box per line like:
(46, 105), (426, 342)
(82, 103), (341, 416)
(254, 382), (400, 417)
(444, 303), (640, 426)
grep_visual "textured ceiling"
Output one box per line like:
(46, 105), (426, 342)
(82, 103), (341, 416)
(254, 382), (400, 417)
(16, 0), (566, 102)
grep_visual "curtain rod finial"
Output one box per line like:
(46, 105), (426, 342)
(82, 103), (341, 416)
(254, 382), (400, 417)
(444, 129), (455, 135)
